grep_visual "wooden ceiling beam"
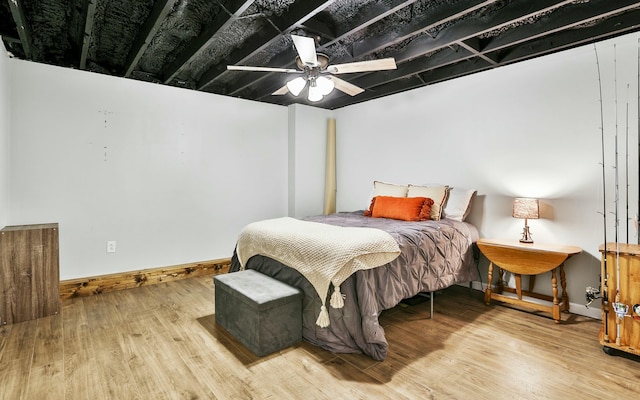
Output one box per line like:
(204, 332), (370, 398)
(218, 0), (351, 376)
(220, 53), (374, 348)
(341, 0), (639, 93)
(162, 0), (257, 84)
(301, 0), (571, 106)
(124, 0), (178, 77)
(322, 4), (640, 110)
(248, 1), (640, 108)
(482, 0), (640, 55)
(496, 9), (640, 65)
(319, 0), (420, 50)
(351, 0), (498, 59)
(383, 0), (575, 64)
(298, 19), (336, 43)
(458, 39), (499, 66)
(7, 0), (33, 59)
(79, 0), (98, 69)
(196, 0), (335, 91)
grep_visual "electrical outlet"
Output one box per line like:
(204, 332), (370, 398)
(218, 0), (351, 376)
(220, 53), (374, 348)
(107, 240), (116, 253)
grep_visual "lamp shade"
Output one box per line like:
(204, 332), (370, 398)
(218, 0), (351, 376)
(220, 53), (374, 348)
(286, 77), (307, 96)
(307, 84), (323, 102)
(512, 198), (539, 219)
(316, 76), (335, 95)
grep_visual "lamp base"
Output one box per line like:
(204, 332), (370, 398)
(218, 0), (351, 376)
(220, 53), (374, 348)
(520, 225), (533, 243)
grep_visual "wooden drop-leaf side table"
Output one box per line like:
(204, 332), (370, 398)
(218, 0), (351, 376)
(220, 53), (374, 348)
(477, 238), (581, 323)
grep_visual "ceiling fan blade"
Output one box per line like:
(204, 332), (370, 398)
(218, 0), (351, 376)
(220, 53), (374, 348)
(227, 65), (298, 73)
(327, 58), (397, 74)
(331, 77), (364, 96)
(291, 34), (318, 66)
(272, 85), (289, 95)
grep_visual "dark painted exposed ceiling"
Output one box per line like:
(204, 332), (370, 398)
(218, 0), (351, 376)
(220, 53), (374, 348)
(1, 0), (639, 110)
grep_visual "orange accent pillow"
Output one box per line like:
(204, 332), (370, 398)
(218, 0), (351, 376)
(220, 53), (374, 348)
(363, 196), (376, 217)
(369, 196), (433, 221)
(418, 198), (434, 221)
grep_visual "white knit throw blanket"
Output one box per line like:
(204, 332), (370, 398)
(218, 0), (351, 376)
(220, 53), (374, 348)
(236, 217), (400, 327)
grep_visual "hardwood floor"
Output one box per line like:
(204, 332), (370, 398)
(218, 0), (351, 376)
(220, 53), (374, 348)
(1, 276), (639, 399)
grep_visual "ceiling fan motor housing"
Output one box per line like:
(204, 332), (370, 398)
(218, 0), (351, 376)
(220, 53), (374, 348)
(295, 53), (330, 70)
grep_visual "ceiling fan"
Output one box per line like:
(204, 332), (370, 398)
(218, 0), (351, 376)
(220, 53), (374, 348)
(227, 35), (397, 102)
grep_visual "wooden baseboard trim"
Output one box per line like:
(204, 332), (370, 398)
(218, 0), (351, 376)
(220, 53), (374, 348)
(60, 258), (231, 300)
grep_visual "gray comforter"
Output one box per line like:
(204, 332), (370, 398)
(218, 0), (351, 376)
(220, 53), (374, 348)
(229, 211), (478, 360)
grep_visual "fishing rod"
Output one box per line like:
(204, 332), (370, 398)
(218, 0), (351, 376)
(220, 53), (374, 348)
(613, 44), (622, 345)
(594, 44), (609, 342)
(625, 84), (629, 243)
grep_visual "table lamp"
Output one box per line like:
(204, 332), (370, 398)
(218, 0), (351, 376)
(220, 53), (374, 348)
(512, 197), (539, 243)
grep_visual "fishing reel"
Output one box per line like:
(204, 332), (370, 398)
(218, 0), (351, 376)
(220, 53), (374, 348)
(585, 286), (602, 308)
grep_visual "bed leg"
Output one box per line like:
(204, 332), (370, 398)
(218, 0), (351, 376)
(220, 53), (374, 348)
(430, 291), (434, 319)
(416, 291), (435, 318)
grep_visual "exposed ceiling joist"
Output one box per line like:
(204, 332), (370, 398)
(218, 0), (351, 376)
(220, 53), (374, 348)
(497, 8), (640, 65)
(80, 0), (98, 70)
(351, 0), (498, 58)
(481, 0), (640, 54)
(457, 39), (499, 66)
(321, 0), (420, 49)
(7, 0), (32, 59)
(124, 0), (178, 77)
(162, 0), (256, 84)
(321, 7), (640, 109)
(2, 0), (639, 110)
(387, 0), (574, 64)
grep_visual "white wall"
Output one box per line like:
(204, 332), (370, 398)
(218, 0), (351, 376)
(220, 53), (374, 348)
(0, 43), (9, 228)
(8, 60), (289, 279)
(334, 31), (640, 317)
(287, 103), (334, 217)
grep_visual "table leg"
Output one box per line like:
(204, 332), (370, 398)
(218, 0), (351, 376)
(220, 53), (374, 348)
(515, 274), (522, 300)
(496, 267), (504, 293)
(485, 261), (494, 305)
(560, 264), (569, 312)
(551, 267), (560, 323)
(528, 275), (536, 293)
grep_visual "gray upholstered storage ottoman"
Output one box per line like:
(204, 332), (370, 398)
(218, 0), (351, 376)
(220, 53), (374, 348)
(214, 269), (303, 357)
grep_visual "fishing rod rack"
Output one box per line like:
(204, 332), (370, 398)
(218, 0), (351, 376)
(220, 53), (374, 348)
(589, 40), (640, 358)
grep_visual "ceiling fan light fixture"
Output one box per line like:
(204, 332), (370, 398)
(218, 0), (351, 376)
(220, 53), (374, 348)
(308, 84), (323, 102)
(316, 76), (334, 96)
(286, 77), (307, 96)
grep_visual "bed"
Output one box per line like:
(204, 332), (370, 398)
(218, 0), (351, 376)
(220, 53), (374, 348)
(228, 183), (479, 360)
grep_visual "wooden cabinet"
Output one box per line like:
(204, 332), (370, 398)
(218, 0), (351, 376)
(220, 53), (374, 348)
(599, 243), (640, 356)
(0, 223), (60, 325)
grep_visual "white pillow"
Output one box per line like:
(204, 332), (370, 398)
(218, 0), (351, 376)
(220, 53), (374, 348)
(406, 184), (449, 220)
(366, 181), (408, 209)
(373, 180), (408, 196)
(443, 188), (477, 221)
